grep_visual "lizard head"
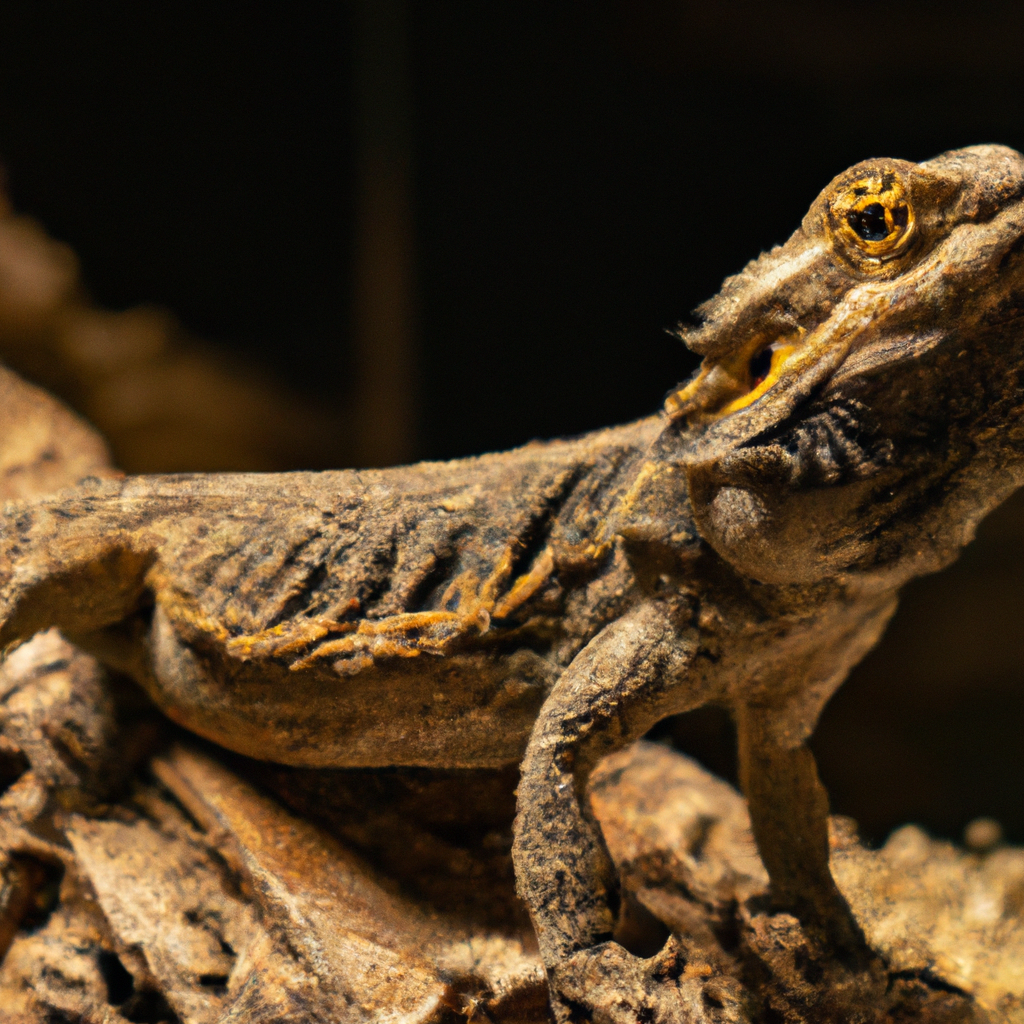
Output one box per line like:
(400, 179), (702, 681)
(665, 145), (1024, 586)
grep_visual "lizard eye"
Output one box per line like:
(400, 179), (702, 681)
(830, 175), (915, 261)
(847, 203), (890, 241)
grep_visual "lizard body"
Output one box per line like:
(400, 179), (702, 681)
(0, 418), (664, 767)
(3, 144), (1024, 1020)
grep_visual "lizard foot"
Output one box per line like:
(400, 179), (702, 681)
(550, 939), (746, 1024)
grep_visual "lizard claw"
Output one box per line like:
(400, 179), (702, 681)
(550, 938), (745, 1024)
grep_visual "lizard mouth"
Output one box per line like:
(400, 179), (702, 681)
(665, 336), (803, 422)
(663, 271), (926, 467)
(723, 341), (800, 415)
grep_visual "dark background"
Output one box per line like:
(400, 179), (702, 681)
(0, 0), (1022, 845)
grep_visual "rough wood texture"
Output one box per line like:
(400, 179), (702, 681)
(590, 742), (1024, 1022)
(2, 144), (1024, 1020)
(0, 364), (114, 500)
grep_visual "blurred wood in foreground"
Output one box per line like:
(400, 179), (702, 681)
(0, 191), (350, 473)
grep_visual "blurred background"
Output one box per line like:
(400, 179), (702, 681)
(0, 0), (1022, 846)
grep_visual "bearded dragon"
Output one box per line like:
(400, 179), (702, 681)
(2, 144), (1024, 1021)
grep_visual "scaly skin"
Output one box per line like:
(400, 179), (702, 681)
(3, 145), (1024, 1020)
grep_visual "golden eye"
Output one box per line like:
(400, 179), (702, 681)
(830, 175), (915, 261)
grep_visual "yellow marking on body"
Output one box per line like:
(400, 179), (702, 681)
(480, 544), (516, 605)
(439, 569), (483, 615)
(437, 492), (477, 512)
(289, 609), (469, 670)
(148, 568), (230, 644)
(617, 461), (659, 514)
(355, 609), (467, 636)
(194, 533), (565, 673)
(222, 596), (361, 660)
(226, 620), (330, 658)
(493, 547), (555, 620)
(611, 460), (672, 535)
(226, 619), (357, 660)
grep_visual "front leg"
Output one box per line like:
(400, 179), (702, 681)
(729, 595), (897, 974)
(736, 706), (869, 963)
(513, 600), (706, 1022)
